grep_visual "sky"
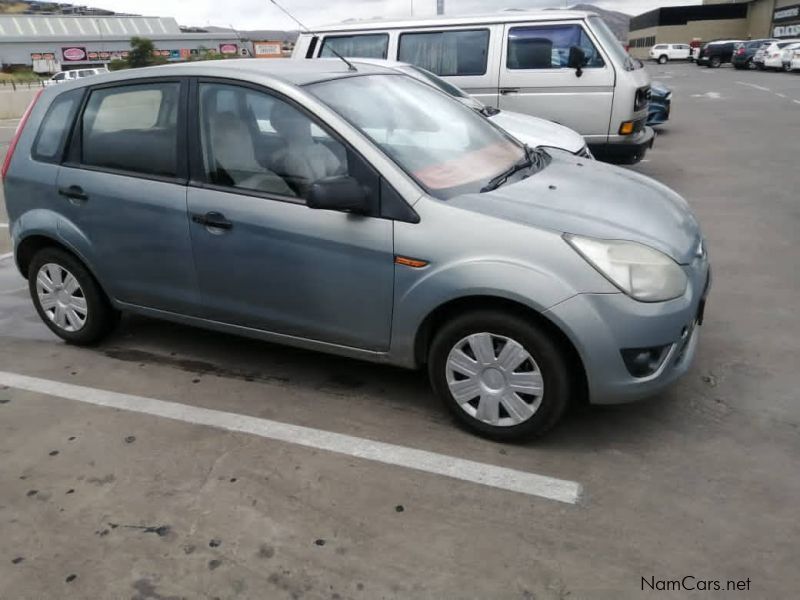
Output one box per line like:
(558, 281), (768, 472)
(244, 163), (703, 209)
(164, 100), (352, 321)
(73, 0), (700, 30)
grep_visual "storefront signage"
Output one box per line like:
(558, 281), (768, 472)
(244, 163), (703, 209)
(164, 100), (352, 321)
(62, 47), (87, 62)
(31, 52), (56, 61)
(219, 43), (239, 55)
(773, 5), (800, 21)
(774, 23), (800, 37)
(254, 41), (283, 58)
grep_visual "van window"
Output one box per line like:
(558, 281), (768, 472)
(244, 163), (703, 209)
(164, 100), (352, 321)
(81, 82), (180, 178)
(507, 24), (604, 69)
(33, 89), (82, 163)
(398, 29), (490, 76)
(320, 34), (388, 59)
(52, 72), (66, 81)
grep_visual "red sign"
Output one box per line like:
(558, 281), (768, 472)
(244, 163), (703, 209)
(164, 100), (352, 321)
(62, 47), (87, 62)
(219, 43), (238, 55)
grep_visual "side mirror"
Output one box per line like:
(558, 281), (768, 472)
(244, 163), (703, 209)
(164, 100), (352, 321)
(568, 46), (586, 77)
(307, 175), (370, 214)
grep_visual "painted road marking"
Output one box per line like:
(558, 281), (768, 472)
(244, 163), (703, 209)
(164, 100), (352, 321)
(0, 222), (9, 228)
(0, 370), (583, 504)
(794, 100), (800, 105)
(691, 92), (721, 99)
(735, 81), (771, 92)
(0, 252), (13, 262)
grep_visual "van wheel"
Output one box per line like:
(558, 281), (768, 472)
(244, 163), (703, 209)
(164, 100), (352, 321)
(28, 247), (118, 345)
(658, 55), (668, 64)
(428, 310), (571, 441)
(709, 56), (721, 68)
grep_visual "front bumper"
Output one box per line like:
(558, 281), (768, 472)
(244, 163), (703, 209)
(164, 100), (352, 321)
(588, 125), (655, 165)
(545, 258), (710, 405)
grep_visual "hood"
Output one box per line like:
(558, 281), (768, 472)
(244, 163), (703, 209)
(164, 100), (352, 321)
(449, 150), (701, 264)
(488, 110), (585, 154)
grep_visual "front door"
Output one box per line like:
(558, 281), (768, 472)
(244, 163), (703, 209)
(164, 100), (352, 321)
(186, 81), (394, 351)
(497, 22), (615, 143)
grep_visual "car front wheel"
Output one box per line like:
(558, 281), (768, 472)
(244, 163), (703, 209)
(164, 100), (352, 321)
(658, 55), (668, 64)
(428, 310), (572, 441)
(28, 247), (118, 345)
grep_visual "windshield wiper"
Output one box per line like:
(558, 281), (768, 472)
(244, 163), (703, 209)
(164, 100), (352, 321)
(481, 145), (542, 193)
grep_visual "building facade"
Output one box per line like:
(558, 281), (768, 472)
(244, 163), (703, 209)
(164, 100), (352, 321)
(629, 0), (800, 59)
(0, 14), (245, 72)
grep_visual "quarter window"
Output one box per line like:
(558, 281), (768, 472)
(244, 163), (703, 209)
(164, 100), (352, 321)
(81, 82), (180, 178)
(508, 25), (604, 69)
(33, 89), (82, 163)
(398, 29), (490, 76)
(320, 34), (388, 59)
(197, 83), (378, 209)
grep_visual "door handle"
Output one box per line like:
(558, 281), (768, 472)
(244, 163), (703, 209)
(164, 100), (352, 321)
(58, 185), (89, 202)
(192, 211), (233, 231)
(499, 88), (520, 95)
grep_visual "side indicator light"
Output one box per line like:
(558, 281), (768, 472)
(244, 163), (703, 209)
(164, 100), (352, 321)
(395, 256), (429, 268)
(619, 121), (635, 135)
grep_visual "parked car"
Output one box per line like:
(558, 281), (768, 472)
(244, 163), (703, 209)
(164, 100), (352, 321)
(789, 46), (800, 71)
(732, 39), (776, 70)
(696, 40), (740, 67)
(647, 81), (672, 126)
(756, 39), (800, 70)
(648, 43), (691, 64)
(348, 59), (592, 157)
(44, 68), (109, 86)
(780, 42), (800, 71)
(293, 10), (655, 164)
(1, 60), (710, 440)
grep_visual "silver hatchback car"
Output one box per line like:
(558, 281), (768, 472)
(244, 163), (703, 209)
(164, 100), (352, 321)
(2, 60), (710, 440)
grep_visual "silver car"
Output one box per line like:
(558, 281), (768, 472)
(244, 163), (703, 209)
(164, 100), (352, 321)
(2, 60), (710, 440)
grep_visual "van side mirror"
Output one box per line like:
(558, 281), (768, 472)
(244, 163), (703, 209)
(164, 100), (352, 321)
(307, 175), (370, 214)
(568, 46), (586, 77)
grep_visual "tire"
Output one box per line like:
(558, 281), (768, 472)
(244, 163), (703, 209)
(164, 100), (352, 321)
(28, 247), (118, 345)
(658, 55), (668, 64)
(747, 59), (756, 70)
(783, 63), (792, 73)
(428, 310), (572, 441)
(709, 56), (721, 68)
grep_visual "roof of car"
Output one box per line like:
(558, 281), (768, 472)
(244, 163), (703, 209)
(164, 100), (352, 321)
(305, 10), (595, 33)
(64, 58), (398, 88)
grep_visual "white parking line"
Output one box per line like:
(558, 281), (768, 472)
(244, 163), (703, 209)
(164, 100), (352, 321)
(0, 222), (9, 228)
(775, 93), (787, 98)
(0, 370), (583, 504)
(735, 81), (772, 92)
(0, 252), (14, 262)
(794, 100), (800, 105)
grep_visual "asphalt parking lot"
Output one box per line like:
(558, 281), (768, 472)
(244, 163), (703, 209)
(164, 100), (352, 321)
(1, 63), (799, 599)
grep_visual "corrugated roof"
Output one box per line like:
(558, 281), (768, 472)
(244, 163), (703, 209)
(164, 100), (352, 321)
(0, 15), (181, 39)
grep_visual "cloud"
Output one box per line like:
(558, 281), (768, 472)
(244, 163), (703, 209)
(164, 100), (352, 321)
(76, 0), (700, 29)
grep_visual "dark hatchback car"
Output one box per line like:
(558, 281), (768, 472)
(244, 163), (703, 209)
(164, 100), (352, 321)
(696, 40), (740, 67)
(732, 39), (776, 70)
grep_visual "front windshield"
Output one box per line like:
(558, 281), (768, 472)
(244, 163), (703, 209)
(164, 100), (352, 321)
(307, 74), (526, 199)
(589, 16), (639, 71)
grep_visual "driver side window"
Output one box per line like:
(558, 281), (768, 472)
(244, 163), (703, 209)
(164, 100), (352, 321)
(198, 83), (352, 200)
(507, 24), (604, 70)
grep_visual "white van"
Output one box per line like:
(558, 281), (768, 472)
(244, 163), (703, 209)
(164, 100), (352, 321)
(293, 10), (654, 164)
(45, 67), (109, 86)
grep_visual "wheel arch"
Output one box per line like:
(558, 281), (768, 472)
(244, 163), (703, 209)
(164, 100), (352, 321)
(412, 295), (588, 401)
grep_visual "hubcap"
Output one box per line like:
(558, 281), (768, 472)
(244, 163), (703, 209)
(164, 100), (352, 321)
(36, 263), (87, 332)
(445, 332), (544, 427)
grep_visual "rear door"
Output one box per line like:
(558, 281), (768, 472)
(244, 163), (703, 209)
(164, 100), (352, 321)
(497, 20), (615, 139)
(56, 78), (199, 315)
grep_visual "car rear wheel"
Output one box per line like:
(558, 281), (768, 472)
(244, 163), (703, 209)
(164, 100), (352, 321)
(658, 55), (668, 64)
(747, 59), (756, 70)
(428, 310), (572, 441)
(709, 56), (721, 68)
(783, 63), (792, 72)
(29, 247), (118, 345)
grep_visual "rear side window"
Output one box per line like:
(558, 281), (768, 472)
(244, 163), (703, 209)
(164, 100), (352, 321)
(33, 89), (82, 163)
(320, 34), (388, 59)
(508, 25), (604, 69)
(80, 82), (180, 178)
(398, 29), (490, 76)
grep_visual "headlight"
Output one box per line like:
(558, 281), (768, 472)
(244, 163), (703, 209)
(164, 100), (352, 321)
(564, 234), (688, 302)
